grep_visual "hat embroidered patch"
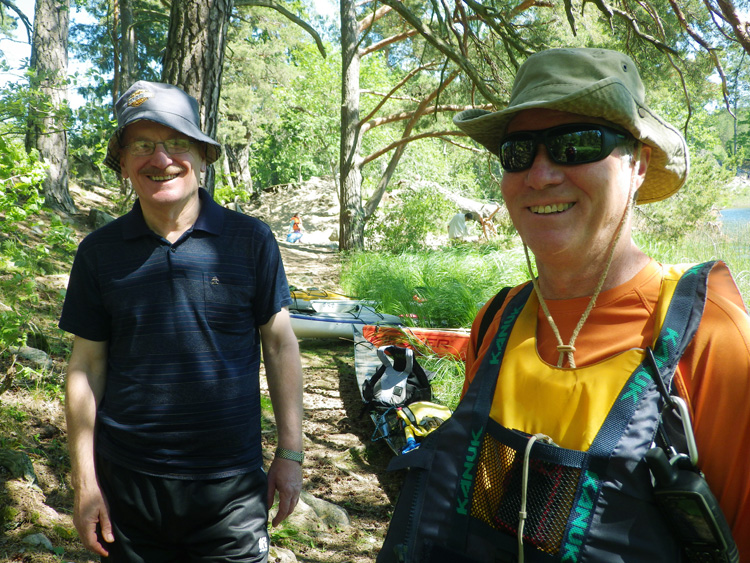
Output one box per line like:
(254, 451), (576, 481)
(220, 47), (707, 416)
(127, 89), (154, 108)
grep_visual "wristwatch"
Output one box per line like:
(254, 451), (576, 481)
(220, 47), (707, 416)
(275, 447), (304, 464)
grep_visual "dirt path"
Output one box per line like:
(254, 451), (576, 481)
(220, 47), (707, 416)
(281, 338), (400, 562)
(277, 239), (344, 293)
(249, 179), (402, 561)
(269, 217), (401, 562)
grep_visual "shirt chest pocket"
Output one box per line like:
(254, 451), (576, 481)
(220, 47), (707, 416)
(203, 272), (254, 334)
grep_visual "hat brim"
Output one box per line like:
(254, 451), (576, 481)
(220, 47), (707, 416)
(454, 79), (689, 204)
(103, 112), (221, 175)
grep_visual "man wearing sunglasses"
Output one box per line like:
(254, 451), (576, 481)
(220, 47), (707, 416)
(448, 48), (749, 560)
(60, 81), (304, 561)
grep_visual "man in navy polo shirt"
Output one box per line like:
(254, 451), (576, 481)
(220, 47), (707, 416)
(60, 81), (304, 562)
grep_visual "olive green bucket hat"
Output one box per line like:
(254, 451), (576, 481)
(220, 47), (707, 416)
(453, 48), (689, 204)
(104, 81), (222, 175)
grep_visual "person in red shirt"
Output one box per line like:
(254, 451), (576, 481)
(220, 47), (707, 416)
(287, 213), (303, 243)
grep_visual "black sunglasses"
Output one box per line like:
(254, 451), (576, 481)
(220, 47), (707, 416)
(498, 123), (631, 173)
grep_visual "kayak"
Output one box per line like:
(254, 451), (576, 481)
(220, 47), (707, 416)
(361, 325), (470, 360)
(290, 288), (352, 311)
(309, 299), (373, 314)
(290, 306), (402, 339)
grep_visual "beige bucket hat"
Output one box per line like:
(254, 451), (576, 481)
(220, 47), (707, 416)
(453, 48), (689, 204)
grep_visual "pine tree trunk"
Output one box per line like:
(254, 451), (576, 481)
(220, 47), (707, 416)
(225, 143), (253, 192)
(339, 0), (364, 250)
(162, 0), (234, 196)
(26, 0), (75, 214)
(119, 0), (136, 93)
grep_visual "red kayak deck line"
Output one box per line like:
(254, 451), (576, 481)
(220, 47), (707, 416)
(361, 325), (470, 361)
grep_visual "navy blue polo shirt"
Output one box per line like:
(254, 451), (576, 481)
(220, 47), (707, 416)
(60, 189), (292, 478)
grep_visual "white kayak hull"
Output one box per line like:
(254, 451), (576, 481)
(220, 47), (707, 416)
(290, 306), (401, 339)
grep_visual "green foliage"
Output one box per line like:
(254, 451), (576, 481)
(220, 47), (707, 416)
(221, 10), (338, 189)
(69, 96), (117, 183)
(1, 403), (28, 422)
(0, 310), (26, 356)
(0, 3), (21, 38)
(0, 137), (74, 362)
(418, 354), (466, 411)
(0, 139), (45, 224)
(634, 150), (733, 241)
(214, 184), (256, 206)
(367, 185), (454, 253)
(636, 219), (750, 307)
(70, 0), (167, 92)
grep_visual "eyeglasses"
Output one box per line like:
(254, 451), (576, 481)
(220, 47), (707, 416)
(498, 123), (631, 172)
(121, 138), (194, 156)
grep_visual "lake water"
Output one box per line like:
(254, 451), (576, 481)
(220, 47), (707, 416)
(720, 208), (750, 224)
(720, 208), (750, 234)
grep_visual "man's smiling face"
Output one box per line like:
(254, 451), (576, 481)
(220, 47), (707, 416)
(119, 120), (206, 209)
(500, 109), (645, 269)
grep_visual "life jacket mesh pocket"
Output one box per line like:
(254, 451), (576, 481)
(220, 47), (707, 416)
(470, 433), (580, 556)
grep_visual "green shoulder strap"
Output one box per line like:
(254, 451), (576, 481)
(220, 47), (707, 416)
(475, 286), (512, 354)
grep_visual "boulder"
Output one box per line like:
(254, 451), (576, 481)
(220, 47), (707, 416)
(88, 209), (116, 229)
(269, 545), (297, 562)
(278, 490), (351, 535)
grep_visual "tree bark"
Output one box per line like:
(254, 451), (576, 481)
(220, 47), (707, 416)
(26, 0), (75, 214)
(225, 143), (253, 192)
(119, 0), (136, 94)
(338, 0), (364, 250)
(162, 0), (234, 195)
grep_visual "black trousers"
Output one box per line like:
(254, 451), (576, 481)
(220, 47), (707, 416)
(96, 456), (270, 563)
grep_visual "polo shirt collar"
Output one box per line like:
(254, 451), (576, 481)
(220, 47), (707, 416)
(122, 188), (224, 240)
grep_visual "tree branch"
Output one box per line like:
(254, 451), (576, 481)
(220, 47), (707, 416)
(363, 102), (493, 131)
(358, 4), (391, 33)
(360, 90), (421, 102)
(711, 0), (750, 55)
(362, 130), (467, 166)
(601, 4), (680, 55)
(0, 0), (33, 43)
(667, 0), (732, 113)
(362, 70), (460, 217)
(360, 28), (419, 57)
(359, 62), (441, 126)
(235, 0), (326, 58)
(377, 0), (502, 105)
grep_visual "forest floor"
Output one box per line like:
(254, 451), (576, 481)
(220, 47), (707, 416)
(0, 177), (403, 562)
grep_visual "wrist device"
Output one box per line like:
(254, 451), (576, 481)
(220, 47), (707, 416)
(275, 447), (304, 464)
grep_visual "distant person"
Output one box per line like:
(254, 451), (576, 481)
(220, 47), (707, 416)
(61, 80), (304, 561)
(447, 211), (475, 240)
(287, 212), (303, 243)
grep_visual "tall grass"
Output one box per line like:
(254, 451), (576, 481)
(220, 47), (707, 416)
(635, 222), (750, 307)
(340, 241), (530, 329)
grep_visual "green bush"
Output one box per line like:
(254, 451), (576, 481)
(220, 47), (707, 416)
(0, 138), (46, 352)
(366, 185), (455, 253)
(634, 151), (733, 240)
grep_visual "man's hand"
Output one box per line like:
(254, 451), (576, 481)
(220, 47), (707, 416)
(73, 484), (114, 557)
(266, 457), (303, 526)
